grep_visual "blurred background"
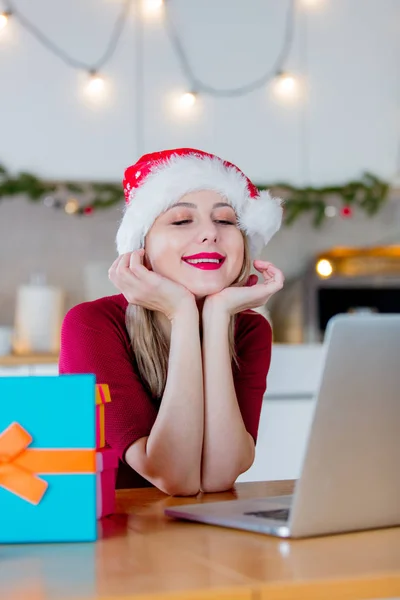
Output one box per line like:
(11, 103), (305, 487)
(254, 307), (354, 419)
(0, 0), (400, 354)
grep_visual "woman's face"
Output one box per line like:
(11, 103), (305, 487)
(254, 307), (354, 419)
(144, 190), (244, 298)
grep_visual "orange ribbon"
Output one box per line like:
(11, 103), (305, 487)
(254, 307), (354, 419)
(96, 384), (111, 448)
(0, 422), (95, 505)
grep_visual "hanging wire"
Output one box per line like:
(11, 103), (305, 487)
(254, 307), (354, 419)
(163, 0), (296, 97)
(4, 0), (133, 71)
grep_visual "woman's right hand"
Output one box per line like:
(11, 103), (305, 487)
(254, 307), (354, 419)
(108, 250), (196, 321)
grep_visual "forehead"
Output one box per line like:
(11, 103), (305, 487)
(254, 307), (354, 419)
(168, 190), (235, 211)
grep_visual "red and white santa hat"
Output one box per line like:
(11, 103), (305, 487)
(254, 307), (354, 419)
(116, 148), (283, 257)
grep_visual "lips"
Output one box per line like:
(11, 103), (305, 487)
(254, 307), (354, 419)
(182, 252), (226, 271)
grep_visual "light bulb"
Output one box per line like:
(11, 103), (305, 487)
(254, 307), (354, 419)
(273, 72), (298, 100)
(0, 11), (10, 30)
(85, 71), (105, 97)
(65, 199), (79, 214)
(141, 0), (164, 18)
(316, 259), (333, 278)
(300, 0), (325, 8)
(179, 92), (197, 109)
(325, 205), (337, 218)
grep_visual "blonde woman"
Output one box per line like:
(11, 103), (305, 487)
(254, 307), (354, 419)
(59, 148), (284, 496)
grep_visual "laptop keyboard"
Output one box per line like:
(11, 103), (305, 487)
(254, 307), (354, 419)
(243, 508), (290, 521)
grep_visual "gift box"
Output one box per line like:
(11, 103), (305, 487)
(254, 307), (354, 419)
(96, 447), (118, 518)
(0, 375), (97, 543)
(95, 383), (111, 449)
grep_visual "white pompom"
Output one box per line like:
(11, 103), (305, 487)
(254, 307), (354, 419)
(240, 190), (283, 256)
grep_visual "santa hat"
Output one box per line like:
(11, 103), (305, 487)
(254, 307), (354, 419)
(116, 148), (283, 257)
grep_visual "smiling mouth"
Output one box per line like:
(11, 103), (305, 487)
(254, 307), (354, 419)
(182, 256), (226, 270)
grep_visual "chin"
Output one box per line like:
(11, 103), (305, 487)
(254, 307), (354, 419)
(185, 281), (227, 298)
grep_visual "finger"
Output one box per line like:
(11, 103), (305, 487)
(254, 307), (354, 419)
(108, 254), (127, 279)
(253, 259), (274, 274)
(262, 266), (284, 288)
(129, 249), (145, 270)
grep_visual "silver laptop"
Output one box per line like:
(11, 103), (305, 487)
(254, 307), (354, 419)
(165, 314), (400, 538)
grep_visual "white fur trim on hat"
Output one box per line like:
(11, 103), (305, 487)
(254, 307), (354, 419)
(116, 154), (283, 257)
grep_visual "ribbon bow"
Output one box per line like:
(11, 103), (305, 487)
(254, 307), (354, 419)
(0, 422), (95, 505)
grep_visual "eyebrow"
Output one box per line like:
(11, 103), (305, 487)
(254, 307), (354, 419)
(166, 201), (233, 211)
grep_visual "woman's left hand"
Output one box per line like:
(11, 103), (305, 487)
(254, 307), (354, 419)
(203, 260), (284, 317)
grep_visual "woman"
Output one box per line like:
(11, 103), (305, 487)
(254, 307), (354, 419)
(59, 148), (284, 496)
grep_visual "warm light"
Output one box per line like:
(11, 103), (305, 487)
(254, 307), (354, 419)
(141, 0), (164, 18)
(316, 259), (333, 278)
(325, 205), (337, 218)
(65, 198), (79, 214)
(273, 72), (298, 98)
(85, 72), (105, 97)
(300, 0), (325, 8)
(0, 12), (10, 30)
(179, 91), (197, 109)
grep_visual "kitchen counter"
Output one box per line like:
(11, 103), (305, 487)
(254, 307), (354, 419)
(0, 353), (59, 367)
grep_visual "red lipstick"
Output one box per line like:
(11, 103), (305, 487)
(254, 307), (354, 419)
(182, 252), (225, 271)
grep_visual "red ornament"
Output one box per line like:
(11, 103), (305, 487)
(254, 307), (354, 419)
(84, 206), (94, 215)
(340, 205), (353, 218)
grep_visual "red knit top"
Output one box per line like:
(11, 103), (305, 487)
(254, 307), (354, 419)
(59, 294), (272, 489)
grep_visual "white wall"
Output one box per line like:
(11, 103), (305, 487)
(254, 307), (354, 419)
(1, 0), (400, 324)
(1, 0), (399, 181)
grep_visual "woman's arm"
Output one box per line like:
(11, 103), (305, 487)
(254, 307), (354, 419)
(109, 251), (204, 496)
(125, 300), (204, 496)
(200, 305), (255, 493)
(200, 260), (284, 492)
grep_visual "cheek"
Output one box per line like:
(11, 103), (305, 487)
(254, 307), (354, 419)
(226, 232), (245, 269)
(145, 234), (181, 274)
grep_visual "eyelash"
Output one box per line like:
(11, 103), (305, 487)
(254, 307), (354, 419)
(172, 219), (236, 226)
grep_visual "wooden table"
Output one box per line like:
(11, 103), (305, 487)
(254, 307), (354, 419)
(1, 481), (399, 600)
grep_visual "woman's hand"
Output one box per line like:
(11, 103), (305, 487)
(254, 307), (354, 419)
(108, 250), (195, 320)
(203, 260), (284, 317)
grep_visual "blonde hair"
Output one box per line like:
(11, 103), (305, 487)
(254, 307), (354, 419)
(125, 235), (252, 398)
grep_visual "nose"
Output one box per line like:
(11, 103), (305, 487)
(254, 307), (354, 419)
(198, 218), (218, 244)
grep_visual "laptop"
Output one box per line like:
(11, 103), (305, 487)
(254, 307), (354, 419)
(165, 314), (400, 538)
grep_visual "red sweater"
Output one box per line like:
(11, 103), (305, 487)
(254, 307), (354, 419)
(59, 294), (272, 489)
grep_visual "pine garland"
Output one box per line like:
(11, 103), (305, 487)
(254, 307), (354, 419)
(0, 163), (390, 226)
(263, 172), (390, 227)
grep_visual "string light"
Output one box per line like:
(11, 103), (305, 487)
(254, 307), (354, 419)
(85, 71), (106, 97)
(325, 205), (337, 218)
(179, 91), (197, 109)
(316, 259), (333, 278)
(163, 0), (296, 98)
(0, 10), (11, 30)
(300, 0), (326, 8)
(141, 0), (164, 19)
(64, 198), (79, 214)
(4, 0), (132, 103)
(272, 71), (299, 101)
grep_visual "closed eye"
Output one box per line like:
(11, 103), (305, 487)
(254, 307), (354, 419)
(172, 219), (236, 226)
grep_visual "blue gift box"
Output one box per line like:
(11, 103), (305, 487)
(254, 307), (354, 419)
(0, 374), (97, 543)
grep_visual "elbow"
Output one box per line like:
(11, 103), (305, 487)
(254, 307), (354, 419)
(157, 477), (200, 497)
(201, 479), (236, 494)
(201, 456), (255, 494)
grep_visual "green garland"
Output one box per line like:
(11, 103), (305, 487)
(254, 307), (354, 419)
(264, 172), (390, 227)
(0, 163), (390, 226)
